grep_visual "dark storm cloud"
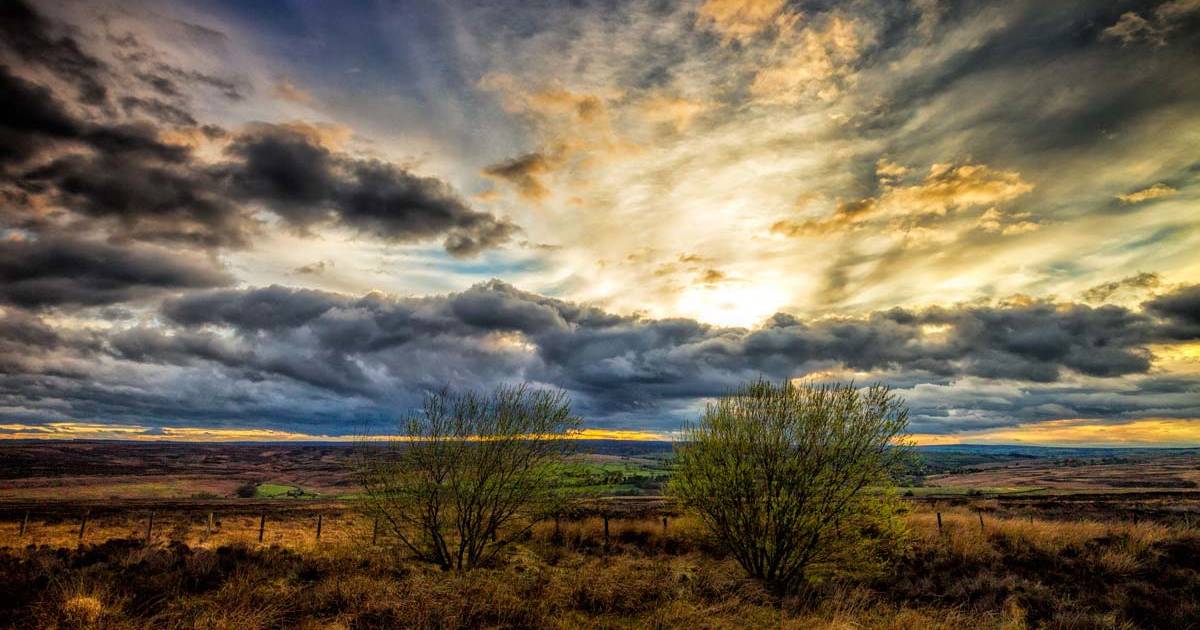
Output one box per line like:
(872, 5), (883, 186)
(0, 65), (83, 164)
(0, 236), (232, 308)
(163, 284), (347, 331)
(118, 281), (1199, 424)
(0, 0), (109, 105)
(0, 1), (518, 260)
(2, 279), (1199, 432)
(132, 64), (246, 102)
(19, 121), (252, 248)
(1145, 284), (1200, 340)
(118, 96), (198, 126)
(226, 126), (519, 256)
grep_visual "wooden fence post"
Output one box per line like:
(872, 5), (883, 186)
(977, 511), (985, 532)
(78, 511), (89, 543)
(19, 511), (28, 536)
(936, 511), (943, 534)
(662, 514), (668, 535)
(371, 518), (379, 545)
(258, 514), (266, 543)
(315, 514), (323, 541)
(603, 514), (610, 544)
(145, 511), (155, 545)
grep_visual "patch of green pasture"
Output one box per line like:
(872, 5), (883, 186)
(254, 483), (319, 498)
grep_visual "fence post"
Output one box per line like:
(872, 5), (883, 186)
(207, 512), (214, 537)
(78, 510), (89, 543)
(371, 517), (379, 545)
(977, 511), (985, 532)
(315, 514), (322, 542)
(145, 511), (155, 545)
(662, 514), (668, 535)
(603, 514), (610, 544)
(258, 514), (266, 543)
(936, 511), (943, 534)
(19, 511), (28, 536)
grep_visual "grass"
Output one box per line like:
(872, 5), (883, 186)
(545, 460), (672, 497)
(253, 483), (318, 499)
(2, 507), (1198, 628)
(899, 486), (1046, 497)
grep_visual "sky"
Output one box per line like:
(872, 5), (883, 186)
(1, 0), (1199, 445)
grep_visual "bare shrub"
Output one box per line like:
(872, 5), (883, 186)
(670, 379), (911, 595)
(357, 384), (580, 571)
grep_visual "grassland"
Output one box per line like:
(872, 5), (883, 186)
(2, 506), (1198, 629)
(4, 441), (1200, 628)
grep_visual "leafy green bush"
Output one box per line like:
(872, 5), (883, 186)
(671, 379), (911, 595)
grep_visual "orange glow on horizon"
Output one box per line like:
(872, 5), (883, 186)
(0, 423), (671, 443)
(911, 417), (1200, 447)
(4, 419), (1200, 446)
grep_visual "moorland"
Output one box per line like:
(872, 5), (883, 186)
(2, 440), (1200, 629)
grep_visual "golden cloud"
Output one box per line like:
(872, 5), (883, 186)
(699, 268), (728, 284)
(977, 208), (1040, 236)
(483, 152), (559, 201)
(773, 161), (1033, 239)
(750, 15), (863, 105)
(1117, 182), (1178, 204)
(893, 162), (1033, 214)
(771, 197), (877, 236)
(696, 0), (788, 43)
(639, 94), (711, 132)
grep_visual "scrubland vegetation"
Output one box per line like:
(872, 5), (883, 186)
(3, 508), (1199, 629)
(3, 381), (1199, 629)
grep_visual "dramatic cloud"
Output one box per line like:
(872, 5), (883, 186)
(1117, 183), (1178, 204)
(482, 152), (556, 202)
(0, 0), (108, 104)
(1145, 285), (1200, 340)
(0, 0), (1198, 441)
(0, 235), (231, 308)
(696, 0), (788, 43)
(0, 1), (518, 259)
(226, 125), (519, 256)
(2, 280), (1192, 433)
(1102, 0), (1200, 46)
(1082, 273), (1164, 304)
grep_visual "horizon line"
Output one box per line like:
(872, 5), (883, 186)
(3, 417), (1200, 448)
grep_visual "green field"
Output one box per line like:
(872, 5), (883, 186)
(253, 483), (319, 499)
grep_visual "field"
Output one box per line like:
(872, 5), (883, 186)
(2, 441), (1200, 628)
(0, 441), (674, 502)
(3, 507), (1200, 629)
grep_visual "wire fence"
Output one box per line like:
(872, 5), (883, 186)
(0, 501), (684, 551)
(0, 508), (379, 549)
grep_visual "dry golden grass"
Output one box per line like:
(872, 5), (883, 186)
(1, 510), (373, 551)
(906, 506), (1172, 566)
(2, 506), (1197, 629)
